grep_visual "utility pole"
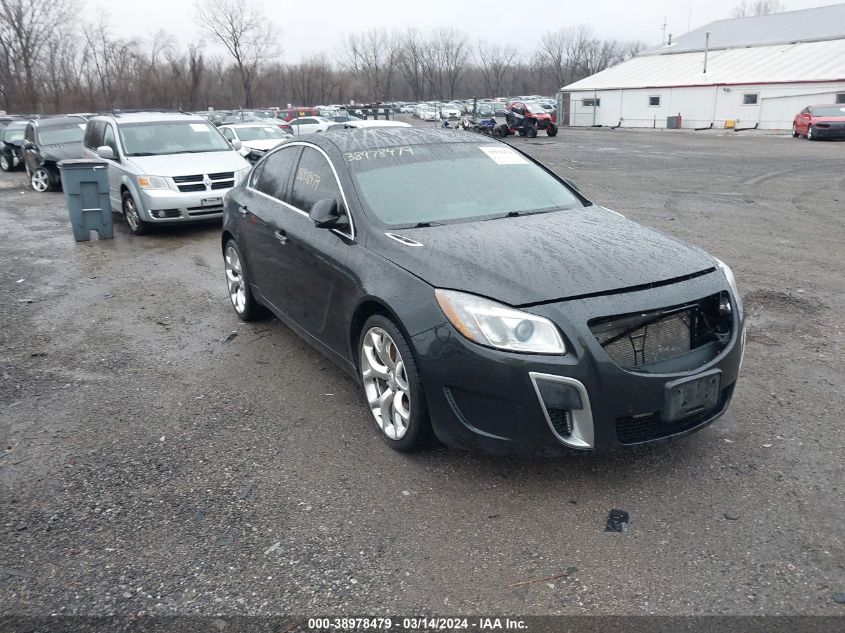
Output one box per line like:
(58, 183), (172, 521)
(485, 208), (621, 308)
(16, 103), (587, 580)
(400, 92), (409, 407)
(661, 17), (668, 45)
(703, 31), (710, 74)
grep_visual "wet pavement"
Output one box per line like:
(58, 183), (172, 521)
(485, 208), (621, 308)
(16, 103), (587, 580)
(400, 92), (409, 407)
(1, 127), (843, 616)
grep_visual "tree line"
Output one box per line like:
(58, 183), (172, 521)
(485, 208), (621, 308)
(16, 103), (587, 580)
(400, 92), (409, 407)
(0, 0), (648, 114)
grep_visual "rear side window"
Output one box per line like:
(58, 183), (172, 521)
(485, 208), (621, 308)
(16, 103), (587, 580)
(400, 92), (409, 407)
(290, 147), (342, 214)
(252, 146), (300, 203)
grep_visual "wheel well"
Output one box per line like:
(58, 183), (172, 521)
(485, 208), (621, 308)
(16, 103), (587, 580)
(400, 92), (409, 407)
(221, 230), (234, 253)
(349, 300), (395, 366)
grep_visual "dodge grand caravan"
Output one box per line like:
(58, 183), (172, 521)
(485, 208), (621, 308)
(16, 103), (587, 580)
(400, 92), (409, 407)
(83, 112), (251, 235)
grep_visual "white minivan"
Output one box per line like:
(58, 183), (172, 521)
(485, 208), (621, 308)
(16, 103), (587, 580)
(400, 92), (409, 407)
(83, 111), (251, 235)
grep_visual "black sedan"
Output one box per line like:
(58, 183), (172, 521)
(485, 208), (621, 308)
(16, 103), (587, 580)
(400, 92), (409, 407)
(221, 128), (745, 454)
(22, 115), (86, 191)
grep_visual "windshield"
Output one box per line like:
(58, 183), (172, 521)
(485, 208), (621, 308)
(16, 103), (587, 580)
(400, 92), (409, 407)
(812, 106), (845, 117)
(38, 124), (84, 145)
(346, 143), (583, 227)
(119, 121), (231, 156)
(524, 102), (544, 112)
(236, 126), (285, 141)
(3, 128), (25, 142)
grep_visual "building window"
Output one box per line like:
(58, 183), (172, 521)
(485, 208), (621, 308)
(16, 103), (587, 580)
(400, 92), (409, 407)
(582, 98), (600, 107)
(836, 93), (845, 104)
(648, 96), (661, 106)
(743, 93), (759, 105)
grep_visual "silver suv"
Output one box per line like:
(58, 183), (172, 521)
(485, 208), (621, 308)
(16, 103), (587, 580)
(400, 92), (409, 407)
(83, 112), (251, 235)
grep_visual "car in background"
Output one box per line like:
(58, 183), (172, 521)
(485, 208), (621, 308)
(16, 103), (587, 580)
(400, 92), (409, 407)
(328, 114), (361, 123)
(278, 107), (319, 122)
(82, 111), (250, 234)
(420, 107), (439, 121)
(219, 128), (744, 455)
(793, 104), (845, 140)
(440, 104), (462, 120)
(22, 115), (86, 192)
(1, 120), (28, 172)
(219, 123), (290, 163)
(287, 116), (335, 135)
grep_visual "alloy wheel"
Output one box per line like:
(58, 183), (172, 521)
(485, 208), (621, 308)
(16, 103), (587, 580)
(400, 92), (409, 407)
(224, 246), (246, 314)
(0, 154), (9, 171)
(361, 326), (411, 440)
(31, 168), (49, 192)
(123, 196), (140, 231)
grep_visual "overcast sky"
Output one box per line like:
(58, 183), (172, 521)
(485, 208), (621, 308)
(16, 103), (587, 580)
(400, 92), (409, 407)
(106, 0), (829, 62)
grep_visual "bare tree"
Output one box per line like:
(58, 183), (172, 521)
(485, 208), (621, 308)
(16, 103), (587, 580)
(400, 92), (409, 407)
(435, 28), (468, 100)
(731, 0), (785, 18)
(0, 0), (74, 111)
(340, 28), (401, 103)
(193, 0), (279, 107)
(475, 40), (517, 98)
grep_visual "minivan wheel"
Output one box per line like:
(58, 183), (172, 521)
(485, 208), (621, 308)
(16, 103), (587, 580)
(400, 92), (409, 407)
(359, 315), (433, 452)
(31, 167), (52, 192)
(122, 191), (148, 235)
(223, 239), (268, 321)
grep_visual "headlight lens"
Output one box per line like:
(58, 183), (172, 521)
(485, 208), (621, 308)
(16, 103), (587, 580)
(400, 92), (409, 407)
(435, 289), (566, 354)
(137, 175), (168, 190)
(715, 258), (742, 318)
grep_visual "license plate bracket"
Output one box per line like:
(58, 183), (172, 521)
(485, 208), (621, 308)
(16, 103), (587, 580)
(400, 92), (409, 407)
(201, 197), (221, 207)
(663, 369), (721, 422)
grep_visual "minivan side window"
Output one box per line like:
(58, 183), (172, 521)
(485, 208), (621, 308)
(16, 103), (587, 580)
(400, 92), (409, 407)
(252, 146), (300, 203)
(85, 120), (106, 150)
(290, 147), (342, 215)
(102, 124), (118, 157)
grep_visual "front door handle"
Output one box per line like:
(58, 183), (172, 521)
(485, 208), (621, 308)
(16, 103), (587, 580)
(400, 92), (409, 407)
(237, 204), (248, 215)
(275, 229), (288, 245)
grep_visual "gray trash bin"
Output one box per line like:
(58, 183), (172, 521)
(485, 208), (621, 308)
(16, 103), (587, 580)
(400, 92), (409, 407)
(58, 159), (113, 242)
(666, 115), (682, 129)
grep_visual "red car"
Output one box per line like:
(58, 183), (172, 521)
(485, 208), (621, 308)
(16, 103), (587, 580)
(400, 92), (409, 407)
(793, 104), (845, 140)
(277, 107), (319, 122)
(497, 100), (558, 138)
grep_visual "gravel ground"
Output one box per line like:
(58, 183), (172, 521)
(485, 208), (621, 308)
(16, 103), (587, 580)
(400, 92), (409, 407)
(1, 125), (843, 618)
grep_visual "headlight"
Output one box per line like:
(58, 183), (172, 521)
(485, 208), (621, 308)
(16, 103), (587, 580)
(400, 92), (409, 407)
(715, 258), (743, 318)
(137, 175), (168, 190)
(435, 289), (566, 354)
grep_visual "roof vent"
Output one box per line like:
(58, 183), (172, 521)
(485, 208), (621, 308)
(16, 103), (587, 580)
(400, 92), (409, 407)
(385, 233), (423, 246)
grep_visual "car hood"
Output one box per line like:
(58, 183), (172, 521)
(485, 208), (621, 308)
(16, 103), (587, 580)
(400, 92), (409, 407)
(242, 139), (284, 151)
(367, 207), (716, 306)
(126, 151), (249, 176)
(41, 142), (84, 161)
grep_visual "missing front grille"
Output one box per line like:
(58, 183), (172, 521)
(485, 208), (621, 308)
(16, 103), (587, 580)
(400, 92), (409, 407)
(589, 293), (732, 371)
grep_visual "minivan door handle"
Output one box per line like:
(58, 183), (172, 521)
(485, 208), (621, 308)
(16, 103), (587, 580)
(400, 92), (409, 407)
(275, 229), (288, 245)
(237, 204), (248, 215)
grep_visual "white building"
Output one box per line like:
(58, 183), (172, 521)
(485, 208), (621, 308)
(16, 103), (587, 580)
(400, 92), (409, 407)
(560, 4), (845, 130)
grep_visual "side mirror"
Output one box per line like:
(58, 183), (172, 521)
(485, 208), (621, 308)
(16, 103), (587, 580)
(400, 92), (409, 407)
(96, 145), (114, 160)
(309, 198), (347, 229)
(562, 178), (580, 192)
(231, 139), (242, 151)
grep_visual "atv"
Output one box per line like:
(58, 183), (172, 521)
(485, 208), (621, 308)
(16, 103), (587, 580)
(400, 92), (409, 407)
(495, 100), (558, 138)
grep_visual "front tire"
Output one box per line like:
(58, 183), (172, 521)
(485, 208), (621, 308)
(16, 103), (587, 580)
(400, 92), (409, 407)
(0, 153), (12, 172)
(122, 191), (149, 235)
(546, 123), (558, 137)
(807, 126), (816, 141)
(31, 167), (53, 192)
(359, 315), (432, 452)
(223, 239), (268, 321)
(792, 124), (799, 138)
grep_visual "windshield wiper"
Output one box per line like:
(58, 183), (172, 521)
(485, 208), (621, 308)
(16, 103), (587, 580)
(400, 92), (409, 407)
(127, 152), (156, 156)
(413, 221), (444, 228)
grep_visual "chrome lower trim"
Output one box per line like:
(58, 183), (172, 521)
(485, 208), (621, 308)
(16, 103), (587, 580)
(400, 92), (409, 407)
(529, 372), (595, 449)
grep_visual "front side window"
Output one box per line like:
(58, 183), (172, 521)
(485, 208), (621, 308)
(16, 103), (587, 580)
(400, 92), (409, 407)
(252, 146), (300, 203)
(290, 147), (342, 214)
(118, 121), (231, 156)
(743, 93), (759, 105)
(102, 125), (118, 155)
(37, 123), (85, 146)
(346, 143), (583, 227)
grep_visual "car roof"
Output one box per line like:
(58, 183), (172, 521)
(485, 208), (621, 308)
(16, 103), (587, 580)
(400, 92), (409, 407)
(316, 127), (487, 152)
(31, 115), (86, 128)
(92, 112), (207, 124)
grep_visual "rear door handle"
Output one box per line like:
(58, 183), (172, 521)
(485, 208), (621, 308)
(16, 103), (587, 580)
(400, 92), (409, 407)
(275, 229), (288, 245)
